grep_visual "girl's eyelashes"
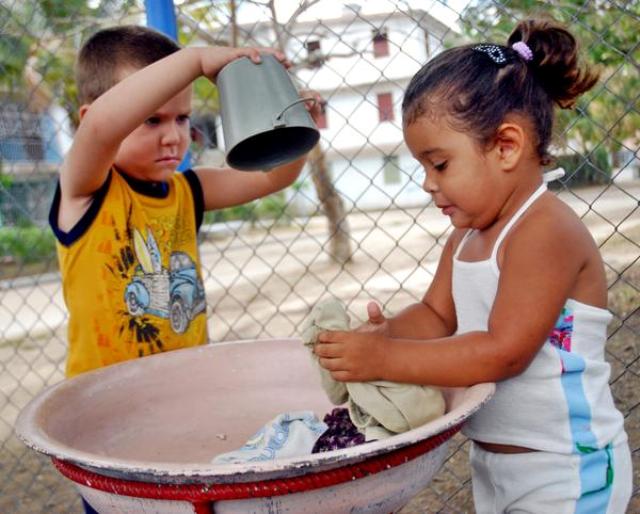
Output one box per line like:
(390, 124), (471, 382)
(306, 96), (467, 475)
(419, 157), (448, 172)
(177, 114), (190, 124)
(145, 116), (160, 126)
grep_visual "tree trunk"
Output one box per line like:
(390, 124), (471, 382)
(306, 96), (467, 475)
(309, 144), (352, 264)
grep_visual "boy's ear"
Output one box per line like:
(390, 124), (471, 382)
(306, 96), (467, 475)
(78, 104), (91, 121)
(492, 122), (525, 172)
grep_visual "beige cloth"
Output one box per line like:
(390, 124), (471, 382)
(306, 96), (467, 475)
(301, 299), (446, 440)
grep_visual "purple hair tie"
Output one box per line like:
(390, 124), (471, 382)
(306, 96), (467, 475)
(512, 41), (533, 62)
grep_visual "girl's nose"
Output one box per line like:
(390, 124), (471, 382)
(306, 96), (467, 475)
(422, 170), (438, 193)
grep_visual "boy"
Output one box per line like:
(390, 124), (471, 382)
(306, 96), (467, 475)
(49, 25), (321, 378)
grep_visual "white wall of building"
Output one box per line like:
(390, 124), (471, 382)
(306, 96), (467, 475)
(286, 9), (447, 213)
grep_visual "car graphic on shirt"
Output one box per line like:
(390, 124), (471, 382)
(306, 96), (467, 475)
(124, 228), (205, 334)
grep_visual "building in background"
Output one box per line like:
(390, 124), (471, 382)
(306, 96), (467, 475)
(0, 99), (73, 226)
(294, 7), (449, 212)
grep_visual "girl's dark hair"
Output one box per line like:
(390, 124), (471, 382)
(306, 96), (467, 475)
(402, 19), (599, 164)
(76, 25), (180, 104)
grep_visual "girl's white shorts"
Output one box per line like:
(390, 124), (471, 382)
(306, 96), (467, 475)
(470, 440), (632, 514)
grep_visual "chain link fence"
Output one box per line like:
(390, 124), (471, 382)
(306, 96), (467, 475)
(1, 1), (638, 512)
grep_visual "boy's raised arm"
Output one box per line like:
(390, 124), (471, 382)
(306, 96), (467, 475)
(58, 46), (278, 230)
(62, 48), (261, 197)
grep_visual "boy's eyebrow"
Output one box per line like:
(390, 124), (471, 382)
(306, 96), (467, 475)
(150, 109), (193, 117)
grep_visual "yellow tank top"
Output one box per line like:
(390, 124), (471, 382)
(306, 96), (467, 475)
(53, 170), (208, 377)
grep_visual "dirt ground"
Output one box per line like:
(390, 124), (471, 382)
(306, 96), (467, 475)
(1, 183), (639, 513)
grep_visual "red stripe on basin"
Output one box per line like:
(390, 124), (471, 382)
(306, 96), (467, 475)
(53, 423), (461, 502)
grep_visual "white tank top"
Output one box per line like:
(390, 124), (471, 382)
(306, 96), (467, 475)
(453, 183), (626, 453)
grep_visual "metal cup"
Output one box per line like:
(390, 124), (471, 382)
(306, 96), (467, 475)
(217, 54), (320, 171)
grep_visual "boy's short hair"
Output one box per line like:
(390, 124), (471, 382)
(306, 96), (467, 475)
(76, 25), (180, 104)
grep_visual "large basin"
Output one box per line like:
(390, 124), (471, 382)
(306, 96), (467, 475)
(16, 338), (494, 513)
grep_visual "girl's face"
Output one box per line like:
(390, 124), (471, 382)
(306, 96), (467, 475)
(404, 115), (505, 230)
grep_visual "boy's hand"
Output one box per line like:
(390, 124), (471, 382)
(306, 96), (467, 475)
(299, 89), (326, 126)
(315, 329), (388, 382)
(200, 46), (290, 81)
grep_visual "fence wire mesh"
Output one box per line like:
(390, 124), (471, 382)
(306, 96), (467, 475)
(0, 0), (638, 512)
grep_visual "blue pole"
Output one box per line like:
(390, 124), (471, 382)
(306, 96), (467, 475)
(144, 0), (178, 40)
(144, 0), (191, 171)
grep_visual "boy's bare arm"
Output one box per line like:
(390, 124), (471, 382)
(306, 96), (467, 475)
(193, 157), (305, 211)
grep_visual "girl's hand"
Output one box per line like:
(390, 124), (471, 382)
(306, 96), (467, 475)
(356, 301), (390, 337)
(200, 46), (290, 81)
(315, 329), (388, 382)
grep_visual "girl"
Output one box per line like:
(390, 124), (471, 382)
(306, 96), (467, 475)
(316, 18), (631, 513)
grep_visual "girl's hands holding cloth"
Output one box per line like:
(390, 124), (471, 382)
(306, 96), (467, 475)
(359, 301), (390, 336)
(316, 301), (390, 382)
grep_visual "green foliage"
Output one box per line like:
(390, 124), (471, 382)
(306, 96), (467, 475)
(0, 1), (137, 123)
(0, 173), (14, 189)
(0, 34), (30, 84)
(0, 226), (56, 264)
(552, 147), (612, 188)
(205, 203), (258, 224)
(255, 191), (290, 220)
(203, 191), (292, 225)
(291, 178), (308, 192)
(193, 77), (220, 114)
(36, 49), (81, 125)
(38, 0), (93, 32)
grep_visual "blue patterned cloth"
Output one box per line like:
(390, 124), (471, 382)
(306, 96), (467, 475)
(212, 411), (328, 463)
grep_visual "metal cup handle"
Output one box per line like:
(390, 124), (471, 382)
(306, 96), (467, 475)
(273, 97), (318, 128)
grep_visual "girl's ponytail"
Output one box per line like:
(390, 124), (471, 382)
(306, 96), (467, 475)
(508, 19), (599, 108)
(402, 17), (598, 165)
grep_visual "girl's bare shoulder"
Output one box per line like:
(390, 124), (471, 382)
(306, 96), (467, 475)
(508, 192), (597, 256)
(536, 192), (592, 234)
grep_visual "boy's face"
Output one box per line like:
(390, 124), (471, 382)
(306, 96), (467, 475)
(114, 85), (193, 182)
